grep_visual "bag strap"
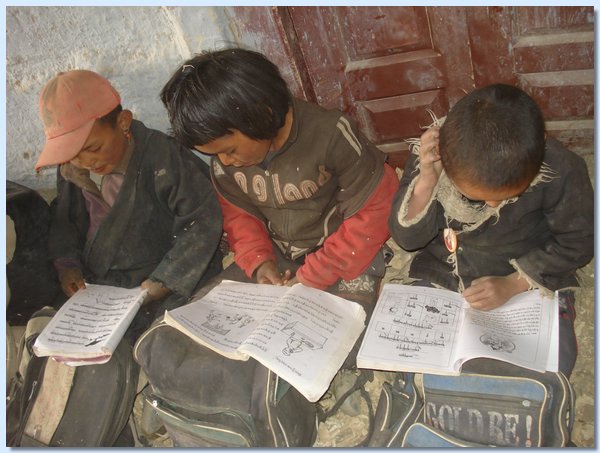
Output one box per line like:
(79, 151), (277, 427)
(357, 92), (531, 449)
(7, 307), (58, 446)
(368, 372), (424, 447)
(319, 369), (375, 447)
(7, 355), (47, 446)
(19, 307), (55, 378)
(21, 359), (75, 445)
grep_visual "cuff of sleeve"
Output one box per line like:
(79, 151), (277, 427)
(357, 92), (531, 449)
(509, 258), (553, 298)
(295, 266), (333, 290)
(396, 171), (442, 228)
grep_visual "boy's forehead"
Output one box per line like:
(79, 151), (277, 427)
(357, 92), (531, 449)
(450, 176), (530, 202)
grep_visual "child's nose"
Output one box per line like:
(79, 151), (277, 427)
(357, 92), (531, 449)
(485, 200), (501, 208)
(71, 155), (95, 170)
(218, 153), (235, 166)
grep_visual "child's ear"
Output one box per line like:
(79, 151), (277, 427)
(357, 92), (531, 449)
(117, 109), (133, 133)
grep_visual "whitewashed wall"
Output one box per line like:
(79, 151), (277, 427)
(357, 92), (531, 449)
(6, 6), (237, 190)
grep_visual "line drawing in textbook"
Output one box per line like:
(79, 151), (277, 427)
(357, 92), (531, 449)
(281, 321), (327, 356)
(374, 291), (463, 356)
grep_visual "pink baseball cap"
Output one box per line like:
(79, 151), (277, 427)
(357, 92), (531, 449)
(35, 70), (121, 170)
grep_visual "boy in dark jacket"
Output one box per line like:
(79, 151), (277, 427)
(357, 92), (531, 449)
(35, 70), (224, 341)
(388, 84), (593, 376)
(160, 48), (399, 315)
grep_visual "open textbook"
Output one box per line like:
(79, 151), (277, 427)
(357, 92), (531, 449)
(357, 284), (558, 375)
(33, 283), (147, 366)
(163, 280), (366, 402)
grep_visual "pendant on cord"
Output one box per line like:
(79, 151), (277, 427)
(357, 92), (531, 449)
(443, 228), (457, 253)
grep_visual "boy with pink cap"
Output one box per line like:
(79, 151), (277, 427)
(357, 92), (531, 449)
(35, 70), (223, 341)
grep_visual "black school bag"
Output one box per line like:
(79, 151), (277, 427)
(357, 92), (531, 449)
(133, 321), (318, 447)
(6, 308), (139, 447)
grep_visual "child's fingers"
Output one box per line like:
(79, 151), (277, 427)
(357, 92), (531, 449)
(420, 143), (441, 164)
(280, 269), (294, 285)
(420, 130), (440, 161)
(429, 145), (441, 161)
(421, 126), (439, 138)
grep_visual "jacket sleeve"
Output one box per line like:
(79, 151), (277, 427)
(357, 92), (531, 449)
(296, 163), (399, 289)
(512, 150), (594, 290)
(148, 146), (224, 298)
(48, 167), (90, 265)
(388, 152), (445, 251)
(218, 194), (276, 278)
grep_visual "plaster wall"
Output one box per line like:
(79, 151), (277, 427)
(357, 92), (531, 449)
(6, 6), (237, 191)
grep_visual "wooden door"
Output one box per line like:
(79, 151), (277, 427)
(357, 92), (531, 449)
(230, 6), (593, 168)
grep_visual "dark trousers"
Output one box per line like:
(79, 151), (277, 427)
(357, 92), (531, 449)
(557, 290), (577, 378)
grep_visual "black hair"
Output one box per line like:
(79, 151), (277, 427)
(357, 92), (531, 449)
(439, 84), (545, 190)
(160, 48), (292, 148)
(98, 104), (123, 127)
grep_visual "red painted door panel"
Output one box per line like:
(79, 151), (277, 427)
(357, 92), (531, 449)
(286, 6), (449, 169)
(230, 6), (593, 167)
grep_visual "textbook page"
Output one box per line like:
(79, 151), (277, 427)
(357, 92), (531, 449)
(546, 293), (560, 372)
(164, 281), (288, 360)
(33, 284), (146, 365)
(454, 290), (556, 373)
(356, 284), (467, 375)
(238, 283), (366, 402)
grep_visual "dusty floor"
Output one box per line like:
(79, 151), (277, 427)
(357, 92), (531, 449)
(569, 260), (595, 447)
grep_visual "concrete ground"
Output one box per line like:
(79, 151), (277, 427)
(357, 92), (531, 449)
(569, 259), (595, 447)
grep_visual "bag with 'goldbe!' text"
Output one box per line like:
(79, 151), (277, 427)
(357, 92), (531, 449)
(420, 358), (575, 447)
(369, 358), (575, 447)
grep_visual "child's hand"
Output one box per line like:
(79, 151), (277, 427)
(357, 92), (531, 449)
(405, 127), (443, 220)
(256, 260), (284, 285)
(463, 273), (530, 311)
(419, 127), (442, 182)
(59, 267), (86, 297)
(284, 275), (298, 287)
(141, 279), (172, 304)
